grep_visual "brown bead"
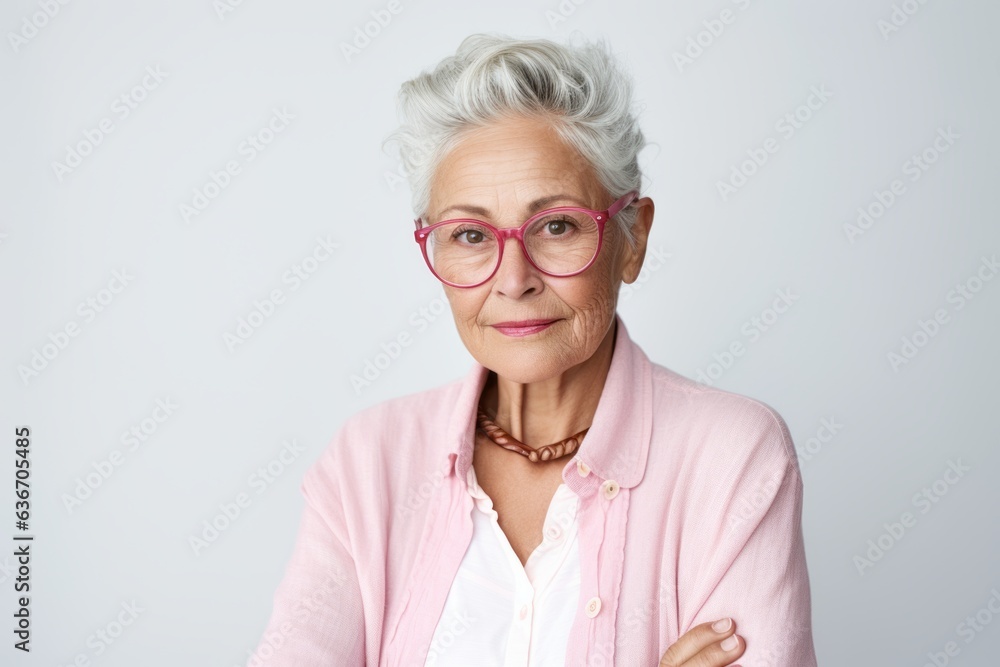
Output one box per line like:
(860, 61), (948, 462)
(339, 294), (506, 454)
(475, 408), (589, 463)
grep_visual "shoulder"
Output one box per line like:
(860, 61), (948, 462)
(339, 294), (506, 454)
(644, 363), (805, 538)
(647, 361), (798, 475)
(304, 373), (467, 491)
(345, 373), (468, 443)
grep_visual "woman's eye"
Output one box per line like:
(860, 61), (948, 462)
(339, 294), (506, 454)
(545, 219), (576, 235)
(454, 228), (485, 243)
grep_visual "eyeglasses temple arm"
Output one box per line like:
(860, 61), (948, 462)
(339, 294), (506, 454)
(606, 190), (639, 219)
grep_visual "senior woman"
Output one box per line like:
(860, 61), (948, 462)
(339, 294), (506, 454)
(250, 34), (817, 667)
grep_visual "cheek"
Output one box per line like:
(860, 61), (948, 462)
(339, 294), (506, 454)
(569, 255), (621, 310)
(556, 277), (617, 327)
(445, 290), (486, 325)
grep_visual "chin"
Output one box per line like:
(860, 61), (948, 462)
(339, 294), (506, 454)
(477, 345), (576, 384)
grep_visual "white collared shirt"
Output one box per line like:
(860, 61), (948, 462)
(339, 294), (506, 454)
(423, 463), (582, 666)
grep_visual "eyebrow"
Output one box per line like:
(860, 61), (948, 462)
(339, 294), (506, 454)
(433, 194), (589, 221)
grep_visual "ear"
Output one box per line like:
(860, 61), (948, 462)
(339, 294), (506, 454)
(619, 197), (655, 284)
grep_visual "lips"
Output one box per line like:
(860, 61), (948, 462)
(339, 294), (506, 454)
(490, 319), (558, 337)
(491, 319), (557, 327)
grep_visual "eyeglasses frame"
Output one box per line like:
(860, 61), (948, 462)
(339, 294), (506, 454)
(412, 190), (640, 288)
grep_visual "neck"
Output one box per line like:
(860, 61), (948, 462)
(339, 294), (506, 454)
(480, 318), (617, 446)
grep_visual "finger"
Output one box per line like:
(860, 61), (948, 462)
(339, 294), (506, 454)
(658, 618), (742, 667)
(688, 632), (745, 667)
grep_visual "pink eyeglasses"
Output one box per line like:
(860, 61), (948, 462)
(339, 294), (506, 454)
(413, 190), (638, 288)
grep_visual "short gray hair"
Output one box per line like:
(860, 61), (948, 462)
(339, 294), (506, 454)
(382, 32), (648, 251)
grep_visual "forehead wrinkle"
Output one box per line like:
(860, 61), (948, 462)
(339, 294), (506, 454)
(429, 120), (599, 223)
(433, 164), (596, 223)
(435, 189), (591, 224)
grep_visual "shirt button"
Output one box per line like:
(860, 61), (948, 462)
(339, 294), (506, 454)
(585, 596), (602, 618)
(519, 604), (528, 620)
(602, 479), (619, 500)
(544, 524), (562, 541)
(576, 460), (591, 477)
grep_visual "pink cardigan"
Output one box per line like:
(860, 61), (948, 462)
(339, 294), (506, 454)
(250, 314), (818, 666)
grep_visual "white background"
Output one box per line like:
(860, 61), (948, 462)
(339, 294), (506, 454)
(2, 0), (998, 665)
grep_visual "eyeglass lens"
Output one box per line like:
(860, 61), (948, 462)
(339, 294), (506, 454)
(425, 211), (600, 286)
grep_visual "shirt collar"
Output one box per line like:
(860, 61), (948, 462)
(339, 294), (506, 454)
(440, 312), (653, 490)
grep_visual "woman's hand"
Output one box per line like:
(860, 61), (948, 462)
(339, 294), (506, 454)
(658, 617), (745, 667)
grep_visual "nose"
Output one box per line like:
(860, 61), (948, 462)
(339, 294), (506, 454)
(492, 234), (542, 297)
